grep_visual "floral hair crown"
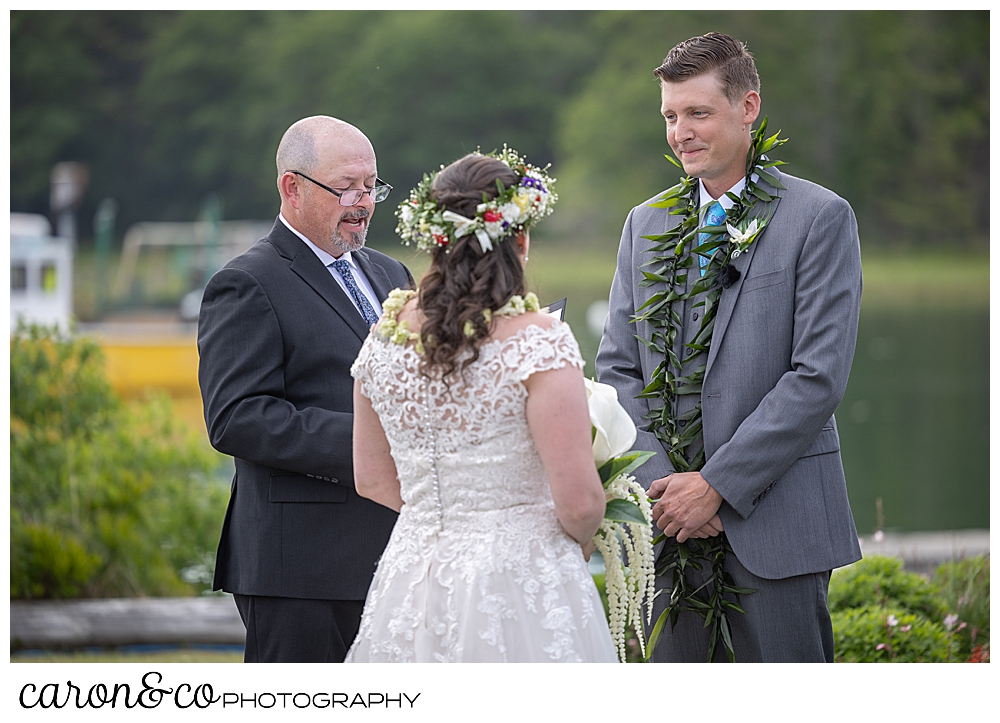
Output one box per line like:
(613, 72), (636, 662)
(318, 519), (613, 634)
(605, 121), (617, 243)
(395, 146), (558, 254)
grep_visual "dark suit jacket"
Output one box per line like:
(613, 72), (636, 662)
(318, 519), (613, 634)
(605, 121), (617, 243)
(597, 171), (863, 580)
(198, 217), (414, 600)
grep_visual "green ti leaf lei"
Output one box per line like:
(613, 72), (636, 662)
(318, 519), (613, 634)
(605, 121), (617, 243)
(636, 118), (787, 663)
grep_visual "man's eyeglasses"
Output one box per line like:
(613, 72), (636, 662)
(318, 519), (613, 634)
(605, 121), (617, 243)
(291, 171), (392, 206)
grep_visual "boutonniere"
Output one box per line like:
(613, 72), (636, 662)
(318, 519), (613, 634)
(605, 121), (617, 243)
(726, 217), (766, 259)
(718, 211), (774, 289)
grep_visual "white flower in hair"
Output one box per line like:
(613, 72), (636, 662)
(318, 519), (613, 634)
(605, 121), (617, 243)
(499, 201), (527, 226)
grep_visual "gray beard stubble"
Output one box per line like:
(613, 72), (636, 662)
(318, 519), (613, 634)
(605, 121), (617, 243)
(330, 223), (367, 254)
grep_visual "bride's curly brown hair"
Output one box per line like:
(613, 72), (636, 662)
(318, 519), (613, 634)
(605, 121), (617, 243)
(417, 153), (527, 380)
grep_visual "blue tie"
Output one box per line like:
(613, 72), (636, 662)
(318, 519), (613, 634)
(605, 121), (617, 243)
(698, 201), (728, 276)
(330, 258), (380, 327)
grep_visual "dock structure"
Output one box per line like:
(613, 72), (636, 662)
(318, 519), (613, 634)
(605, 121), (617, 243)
(857, 528), (990, 574)
(11, 596), (245, 650)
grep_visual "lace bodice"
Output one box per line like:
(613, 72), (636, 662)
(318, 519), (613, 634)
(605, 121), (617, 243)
(346, 319), (615, 662)
(351, 320), (584, 529)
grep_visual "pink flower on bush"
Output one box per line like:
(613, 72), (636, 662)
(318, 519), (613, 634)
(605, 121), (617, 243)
(886, 614), (899, 627)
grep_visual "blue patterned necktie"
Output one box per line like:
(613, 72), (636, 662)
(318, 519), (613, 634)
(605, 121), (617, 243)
(329, 258), (380, 327)
(698, 200), (728, 276)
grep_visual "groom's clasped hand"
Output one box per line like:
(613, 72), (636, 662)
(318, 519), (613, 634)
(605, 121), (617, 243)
(648, 472), (724, 543)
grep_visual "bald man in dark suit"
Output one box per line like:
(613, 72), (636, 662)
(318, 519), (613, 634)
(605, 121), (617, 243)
(198, 116), (413, 662)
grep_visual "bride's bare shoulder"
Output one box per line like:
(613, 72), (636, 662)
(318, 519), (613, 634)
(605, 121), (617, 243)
(394, 296), (424, 330)
(491, 311), (560, 341)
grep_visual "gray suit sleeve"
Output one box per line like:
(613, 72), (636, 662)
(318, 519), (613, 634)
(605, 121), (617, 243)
(197, 267), (355, 482)
(596, 208), (675, 489)
(701, 196), (862, 518)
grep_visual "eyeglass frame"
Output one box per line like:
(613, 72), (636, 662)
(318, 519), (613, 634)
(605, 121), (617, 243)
(290, 170), (392, 206)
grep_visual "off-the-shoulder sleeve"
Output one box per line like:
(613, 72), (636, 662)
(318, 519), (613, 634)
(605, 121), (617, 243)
(513, 321), (585, 382)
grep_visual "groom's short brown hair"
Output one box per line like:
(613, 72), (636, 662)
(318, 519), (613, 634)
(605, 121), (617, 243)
(654, 32), (760, 104)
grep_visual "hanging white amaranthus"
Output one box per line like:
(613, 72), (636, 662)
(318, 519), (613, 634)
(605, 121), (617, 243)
(585, 378), (656, 663)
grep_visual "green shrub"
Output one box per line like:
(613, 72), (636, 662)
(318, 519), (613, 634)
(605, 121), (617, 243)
(10, 523), (101, 598)
(10, 322), (229, 598)
(832, 605), (952, 662)
(829, 555), (946, 620)
(934, 556), (990, 659)
(830, 554), (990, 663)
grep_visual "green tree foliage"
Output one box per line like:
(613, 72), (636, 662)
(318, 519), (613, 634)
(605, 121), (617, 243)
(10, 10), (987, 247)
(554, 10), (988, 247)
(10, 323), (229, 598)
(10, 11), (172, 219)
(11, 10), (598, 244)
(823, 11), (989, 246)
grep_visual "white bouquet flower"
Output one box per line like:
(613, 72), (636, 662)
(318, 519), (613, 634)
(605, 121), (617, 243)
(584, 378), (656, 663)
(585, 378), (637, 466)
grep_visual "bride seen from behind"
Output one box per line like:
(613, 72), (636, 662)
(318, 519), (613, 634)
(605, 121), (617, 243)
(345, 150), (618, 662)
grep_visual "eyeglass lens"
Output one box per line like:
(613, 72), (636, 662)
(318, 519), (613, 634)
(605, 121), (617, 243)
(340, 185), (391, 206)
(340, 186), (392, 206)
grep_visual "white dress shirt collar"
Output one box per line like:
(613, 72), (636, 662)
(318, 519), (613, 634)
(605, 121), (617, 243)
(698, 177), (748, 211)
(278, 213), (357, 269)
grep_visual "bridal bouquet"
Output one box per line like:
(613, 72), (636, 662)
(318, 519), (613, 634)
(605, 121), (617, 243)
(585, 379), (656, 663)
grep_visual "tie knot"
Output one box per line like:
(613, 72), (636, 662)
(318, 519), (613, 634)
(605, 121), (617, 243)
(705, 201), (727, 226)
(330, 258), (349, 272)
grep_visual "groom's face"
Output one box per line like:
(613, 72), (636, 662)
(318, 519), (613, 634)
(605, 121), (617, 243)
(660, 71), (758, 196)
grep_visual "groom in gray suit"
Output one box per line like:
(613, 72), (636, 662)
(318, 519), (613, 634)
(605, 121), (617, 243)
(596, 32), (862, 662)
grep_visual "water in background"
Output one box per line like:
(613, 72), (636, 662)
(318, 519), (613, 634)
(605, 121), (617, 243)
(839, 306), (989, 534)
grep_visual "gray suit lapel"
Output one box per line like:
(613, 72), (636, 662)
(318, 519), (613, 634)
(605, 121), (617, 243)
(705, 174), (785, 378)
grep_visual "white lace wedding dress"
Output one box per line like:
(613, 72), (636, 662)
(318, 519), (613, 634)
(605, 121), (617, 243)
(345, 319), (617, 663)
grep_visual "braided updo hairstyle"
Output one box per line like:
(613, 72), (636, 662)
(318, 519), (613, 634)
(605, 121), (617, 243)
(417, 153), (528, 380)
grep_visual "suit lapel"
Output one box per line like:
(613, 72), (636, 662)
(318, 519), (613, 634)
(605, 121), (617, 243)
(705, 173), (785, 378)
(353, 248), (394, 303)
(267, 220), (371, 342)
